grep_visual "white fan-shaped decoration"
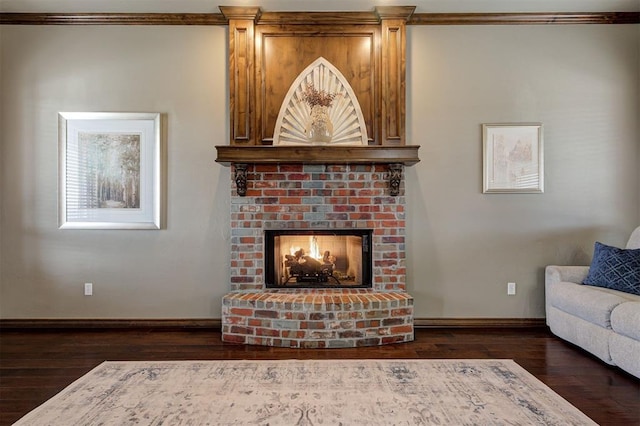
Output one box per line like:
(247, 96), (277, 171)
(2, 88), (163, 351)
(273, 57), (368, 146)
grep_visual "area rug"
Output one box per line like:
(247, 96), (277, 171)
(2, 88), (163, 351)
(15, 359), (596, 425)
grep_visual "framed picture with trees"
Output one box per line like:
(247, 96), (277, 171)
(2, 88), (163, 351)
(58, 112), (163, 229)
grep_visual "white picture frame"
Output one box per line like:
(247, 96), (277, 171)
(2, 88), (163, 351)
(58, 112), (163, 229)
(483, 123), (544, 193)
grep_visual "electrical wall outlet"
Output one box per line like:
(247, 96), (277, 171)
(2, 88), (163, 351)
(507, 282), (516, 296)
(84, 283), (93, 296)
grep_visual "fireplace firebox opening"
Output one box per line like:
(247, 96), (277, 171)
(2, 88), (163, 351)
(265, 229), (373, 289)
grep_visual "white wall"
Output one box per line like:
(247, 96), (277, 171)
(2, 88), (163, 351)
(0, 26), (232, 318)
(1, 22), (638, 319)
(406, 24), (639, 317)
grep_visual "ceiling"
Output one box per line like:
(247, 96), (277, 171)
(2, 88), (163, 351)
(1, 0), (639, 13)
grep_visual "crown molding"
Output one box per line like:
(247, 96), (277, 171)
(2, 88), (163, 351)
(1, 11), (638, 26)
(0, 12), (227, 25)
(409, 11), (640, 25)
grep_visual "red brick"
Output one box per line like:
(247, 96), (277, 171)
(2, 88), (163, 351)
(229, 307), (253, 316)
(257, 197), (281, 205)
(300, 321), (326, 329)
(327, 213), (348, 220)
(255, 164), (279, 172)
(253, 180), (278, 189)
(244, 189), (262, 197)
(287, 174), (310, 181)
(382, 220), (405, 228)
(256, 328), (280, 337)
(349, 213), (372, 220)
(255, 310), (279, 319)
(279, 197), (302, 204)
(263, 173), (287, 180)
(365, 310), (390, 319)
(282, 330), (306, 339)
(382, 236), (404, 243)
(280, 165), (304, 172)
(390, 325), (413, 334)
(382, 318), (405, 326)
(248, 318), (271, 327)
(230, 326), (254, 335)
(222, 334), (247, 344)
(374, 212), (396, 220)
(263, 189), (287, 196)
(349, 197), (372, 204)
(326, 197), (348, 204)
(309, 313), (334, 320)
(224, 316), (246, 325)
(283, 312), (307, 320)
(287, 189), (311, 196)
(358, 189), (383, 196)
(338, 330), (365, 339)
(246, 337), (270, 345)
(263, 205), (287, 213)
(326, 165), (347, 172)
(332, 205), (355, 212)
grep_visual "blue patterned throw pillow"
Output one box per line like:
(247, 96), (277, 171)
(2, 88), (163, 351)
(583, 242), (640, 295)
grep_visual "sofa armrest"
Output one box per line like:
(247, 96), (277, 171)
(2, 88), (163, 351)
(545, 265), (590, 286)
(545, 265), (590, 326)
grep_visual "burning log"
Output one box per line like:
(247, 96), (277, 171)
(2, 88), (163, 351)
(284, 249), (336, 281)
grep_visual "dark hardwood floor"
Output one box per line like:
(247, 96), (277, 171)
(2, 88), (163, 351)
(1, 327), (638, 425)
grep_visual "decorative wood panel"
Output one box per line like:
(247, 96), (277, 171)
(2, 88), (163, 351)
(377, 7), (414, 147)
(255, 28), (377, 145)
(220, 7), (260, 145)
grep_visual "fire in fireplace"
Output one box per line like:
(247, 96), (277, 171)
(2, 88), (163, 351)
(264, 229), (373, 288)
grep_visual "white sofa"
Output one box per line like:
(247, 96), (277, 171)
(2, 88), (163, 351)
(545, 226), (640, 378)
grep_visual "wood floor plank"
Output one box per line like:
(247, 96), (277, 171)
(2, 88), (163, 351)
(1, 327), (637, 426)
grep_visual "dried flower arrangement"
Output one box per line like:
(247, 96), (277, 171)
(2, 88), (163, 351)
(300, 83), (337, 108)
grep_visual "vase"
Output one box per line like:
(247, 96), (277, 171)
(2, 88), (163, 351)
(306, 105), (333, 144)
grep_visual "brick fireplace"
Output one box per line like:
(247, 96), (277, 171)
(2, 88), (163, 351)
(220, 163), (415, 348)
(216, 6), (420, 348)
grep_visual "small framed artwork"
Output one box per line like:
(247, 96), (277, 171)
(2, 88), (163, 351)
(58, 112), (163, 229)
(482, 123), (543, 193)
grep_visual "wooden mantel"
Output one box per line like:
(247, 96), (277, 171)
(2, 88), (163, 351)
(215, 145), (420, 167)
(215, 5), (420, 175)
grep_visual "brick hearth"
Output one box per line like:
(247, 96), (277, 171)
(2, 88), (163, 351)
(222, 163), (414, 347)
(222, 289), (413, 348)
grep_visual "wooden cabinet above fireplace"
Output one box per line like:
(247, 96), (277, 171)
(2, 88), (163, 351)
(215, 5), (420, 167)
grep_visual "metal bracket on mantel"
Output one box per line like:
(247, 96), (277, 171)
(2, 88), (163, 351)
(388, 163), (403, 196)
(233, 164), (248, 196)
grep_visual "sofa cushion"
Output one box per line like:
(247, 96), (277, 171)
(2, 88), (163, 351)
(610, 301), (640, 341)
(549, 281), (629, 328)
(583, 242), (640, 296)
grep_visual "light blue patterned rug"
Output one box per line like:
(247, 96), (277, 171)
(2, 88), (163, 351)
(15, 359), (596, 425)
